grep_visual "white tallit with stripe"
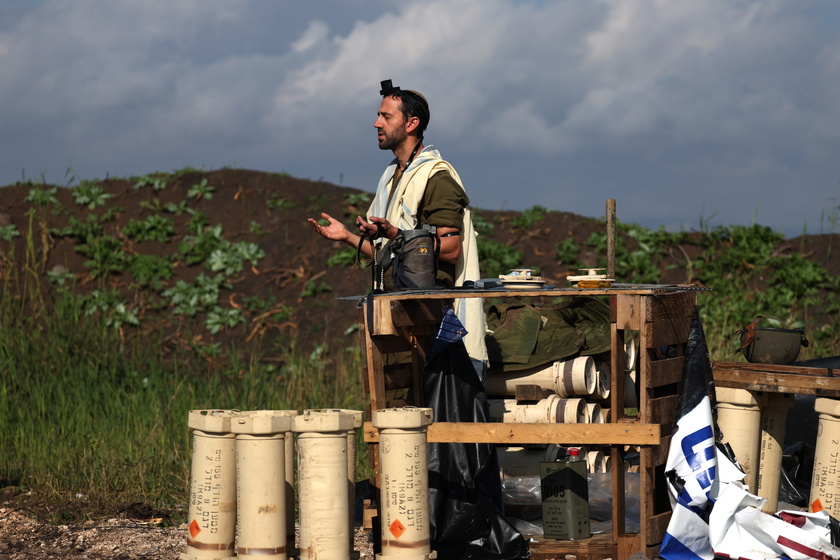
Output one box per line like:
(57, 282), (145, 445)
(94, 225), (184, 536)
(368, 145), (488, 364)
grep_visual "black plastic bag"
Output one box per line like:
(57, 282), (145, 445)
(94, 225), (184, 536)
(422, 308), (529, 560)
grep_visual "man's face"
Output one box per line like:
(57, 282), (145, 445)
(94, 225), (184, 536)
(374, 95), (408, 151)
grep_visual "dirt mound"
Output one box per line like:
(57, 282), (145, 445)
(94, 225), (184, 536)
(1, 167), (837, 362)
(0, 168), (608, 362)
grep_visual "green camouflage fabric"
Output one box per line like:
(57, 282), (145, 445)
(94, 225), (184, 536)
(485, 296), (611, 372)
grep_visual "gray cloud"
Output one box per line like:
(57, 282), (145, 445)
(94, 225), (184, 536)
(1, 0), (837, 236)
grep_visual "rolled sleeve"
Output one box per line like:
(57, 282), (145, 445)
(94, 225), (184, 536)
(417, 170), (469, 230)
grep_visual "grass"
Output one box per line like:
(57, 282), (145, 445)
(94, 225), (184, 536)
(0, 223), (368, 516)
(0, 290), (368, 514)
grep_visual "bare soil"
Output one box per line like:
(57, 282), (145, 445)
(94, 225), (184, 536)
(0, 505), (376, 560)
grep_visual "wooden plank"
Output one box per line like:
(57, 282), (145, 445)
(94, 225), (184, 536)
(646, 544), (664, 560)
(616, 292), (695, 331)
(529, 532), (615, 559)
(645, 511), (672, 546)
(615, 535), (642, 560)
(365, 338), (386, 414)
(611, 323), (627, 422)
(612, 446), (626, 538)
(389, 299), (445, 327)
(363, 421), (661, 445)
(646, 291), (696, 322)
(615, 294), (642, 330)
(639, 298), (652, 422)
(648, 356), (684, 388)
(642, 316), (693, 349)
(370, 334), (412, 355)
(652, 434), (672, 466)
(713, 361), (840, 396)
(369, 298), (396, 336)
(648, 394), (678, 426)
(638, 446), (654, 549)
(714, 361), (837, 376)
(363, 285), (704, 301)
(382, 363), (412, 389)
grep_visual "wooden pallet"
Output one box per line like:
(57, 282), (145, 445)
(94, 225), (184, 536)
(360, 287), (698, 560)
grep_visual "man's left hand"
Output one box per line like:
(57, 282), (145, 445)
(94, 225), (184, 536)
(357, 216), (396, 239)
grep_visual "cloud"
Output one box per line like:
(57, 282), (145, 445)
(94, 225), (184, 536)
(0, 1), (838, 235)
(292, 20), (331, 53)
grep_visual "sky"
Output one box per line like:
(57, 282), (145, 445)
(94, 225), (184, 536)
(2, 1), (839, 238)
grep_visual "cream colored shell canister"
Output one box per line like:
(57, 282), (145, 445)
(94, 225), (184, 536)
(306, 408), (365, 556)
(584, 402), (603, 424)
(624, 336), (638, 372)
(596, 362), (611, 401)
(484, 356), (596, 398)
(293, 410), (356, 560)
(232, 411), (293, 560)
(275, 410), (299, 553)
(181, 410), (238, 560)
(756, 393), (793, 513)
(586, 450), (604, 473)
(810, 398), (840, 520)
(716, 388), (767, 491)
(372, 407), (435, 560)
(488, 395), (585, 424)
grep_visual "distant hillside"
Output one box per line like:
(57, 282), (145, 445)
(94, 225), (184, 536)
(1, 168), (837, 363)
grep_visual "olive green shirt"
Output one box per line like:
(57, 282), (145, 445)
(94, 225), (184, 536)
(378, 170), (469, 290)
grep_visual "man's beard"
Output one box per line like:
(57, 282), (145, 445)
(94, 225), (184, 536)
(377, 130), (405, 151)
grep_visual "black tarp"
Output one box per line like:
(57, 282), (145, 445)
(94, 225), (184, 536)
(422, 307), (529, 560)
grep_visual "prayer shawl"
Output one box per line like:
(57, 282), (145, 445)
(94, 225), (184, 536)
(368, 145), (488, 364)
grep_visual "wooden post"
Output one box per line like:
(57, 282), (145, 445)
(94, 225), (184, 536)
(606, 199), (616, 280)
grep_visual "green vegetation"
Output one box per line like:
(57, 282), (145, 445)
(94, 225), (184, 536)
(133, 174), (168, 191)
(472, 208), (525, 277)
(24, 185), (59, 206)
(0, 211), (366, 516)
(299, 277), (333, 299)
(326, 246), (357, 268)
(267, 193), (295, 210)
(0, 288), (366, 513)
(122, 215), (176, 242)
(691, 225), (839, 357)
(512, 204), (549, 230)
(555, 238), (582, 269)
(71, 180), (114, 209)
(0, 224), (20, 242)
(1, 168), (838, 523)
(478, 238), (524, 278)
(187, 178), (216, 200)
(570, 221), (839, 357)
(76, 235), (130, 278)
(343, 192), (371, 207)
(129, 254), (175, 290)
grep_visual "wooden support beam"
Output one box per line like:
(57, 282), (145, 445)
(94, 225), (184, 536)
(363, 421), (661, 445)
(713, 361), (840, 396)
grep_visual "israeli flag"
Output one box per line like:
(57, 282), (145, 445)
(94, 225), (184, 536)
(660, 309), (718, 560)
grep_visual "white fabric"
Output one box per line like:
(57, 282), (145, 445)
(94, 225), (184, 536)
(368, 145), (488, 363)
(709, 482), (840, 559)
